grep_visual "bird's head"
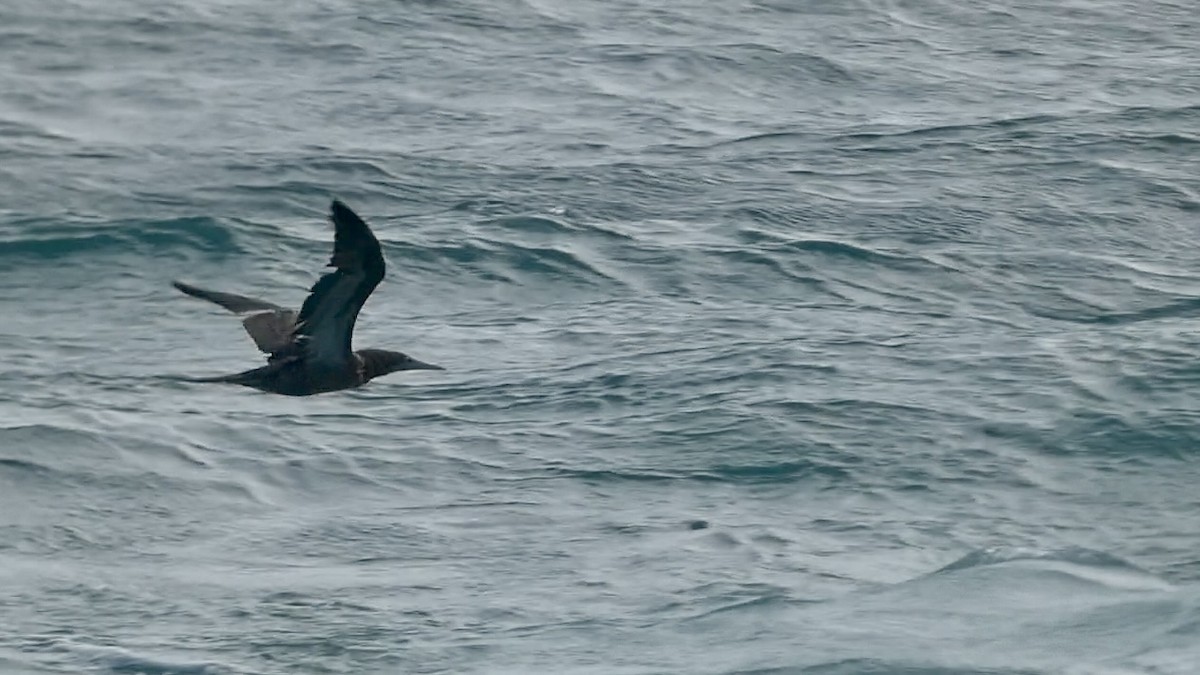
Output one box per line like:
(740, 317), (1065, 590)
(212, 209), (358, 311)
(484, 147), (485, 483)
(357, 348), (444, 381)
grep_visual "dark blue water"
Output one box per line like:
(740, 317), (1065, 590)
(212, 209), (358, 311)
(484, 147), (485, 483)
(3, 1), (1200, 673)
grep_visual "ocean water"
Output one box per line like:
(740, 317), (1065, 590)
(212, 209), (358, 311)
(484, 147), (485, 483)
(2, 0), (1199, 673)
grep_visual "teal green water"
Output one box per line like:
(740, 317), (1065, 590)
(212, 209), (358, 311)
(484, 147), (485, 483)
(2, 1), (1200, 673)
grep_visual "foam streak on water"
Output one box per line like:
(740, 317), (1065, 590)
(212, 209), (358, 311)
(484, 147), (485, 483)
(2, 0), (1200, 673)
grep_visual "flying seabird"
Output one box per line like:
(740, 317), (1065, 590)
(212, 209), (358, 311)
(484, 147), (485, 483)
(174, 199), (443, 396)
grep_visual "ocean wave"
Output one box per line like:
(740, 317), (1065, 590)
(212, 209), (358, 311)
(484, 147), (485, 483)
(396, 237), (625, 287)
(0, 216), (240, 261)
(59, 641), (238, 675)
(3, 0), (1199, 672)
(935, 546), (1153, 577)
(792, 660), (1041, 675)
(923, 546), (1174, 593)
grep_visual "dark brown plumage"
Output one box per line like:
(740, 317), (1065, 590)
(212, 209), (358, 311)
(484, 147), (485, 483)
(175, 200), (442, 395)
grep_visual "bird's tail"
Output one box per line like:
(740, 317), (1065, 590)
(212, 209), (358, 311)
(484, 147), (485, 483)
(175, 373), (248, 384)
(176, 365), (274, 387)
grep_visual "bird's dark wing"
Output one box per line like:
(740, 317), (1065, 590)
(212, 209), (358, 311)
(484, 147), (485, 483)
(173, 281), (282, 313)
(242, 310), (298, 355)
(173, 280), (297, 355)
(287, 200), (386, 367)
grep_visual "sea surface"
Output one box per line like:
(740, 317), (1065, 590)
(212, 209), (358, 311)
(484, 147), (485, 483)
(2, 1), (1199, 673)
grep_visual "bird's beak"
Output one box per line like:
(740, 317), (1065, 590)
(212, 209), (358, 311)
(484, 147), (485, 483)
(408, 358), (445, 371)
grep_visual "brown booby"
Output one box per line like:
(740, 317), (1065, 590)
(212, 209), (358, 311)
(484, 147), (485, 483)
(174, 199), (442, 396)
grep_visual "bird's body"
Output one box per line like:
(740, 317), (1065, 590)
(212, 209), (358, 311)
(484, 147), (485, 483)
(175, 200), (442, 396)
